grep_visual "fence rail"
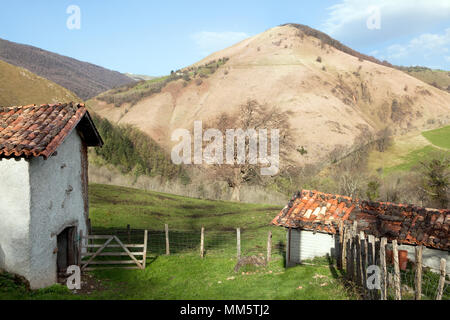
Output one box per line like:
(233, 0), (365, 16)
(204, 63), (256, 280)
(89, 225), (279, 262)
(79, 231), (148, 271)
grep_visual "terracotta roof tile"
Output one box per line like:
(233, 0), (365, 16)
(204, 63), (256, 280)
(0, 102), (102, 159)
(272, 190), (450, 251)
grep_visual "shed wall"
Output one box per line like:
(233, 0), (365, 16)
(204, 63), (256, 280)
(0, 159), (31, 279)
(287, 229), (336, 266)
(28, 130), (88, 288)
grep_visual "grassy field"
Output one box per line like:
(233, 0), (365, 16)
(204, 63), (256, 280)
(0, 184), (357, 300)
(368, 127), (449, 175)
(422, 125), (450, 149)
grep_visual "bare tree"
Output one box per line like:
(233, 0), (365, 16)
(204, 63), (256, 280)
(204, 100), (296, 201)
(375, 127), (392, 152)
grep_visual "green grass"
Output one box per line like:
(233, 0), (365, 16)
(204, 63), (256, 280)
(89, 184), (280, 231)
(422, 125), (450, 149)
(0, 184), (356, 300)
(382, 145), (442, 174)
(368, 127), (450, 175)
(0, 256), (356, 300)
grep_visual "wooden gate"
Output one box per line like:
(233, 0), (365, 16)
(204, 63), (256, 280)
(79, 230), (148, 271)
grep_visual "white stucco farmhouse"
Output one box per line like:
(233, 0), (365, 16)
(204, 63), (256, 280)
(0, 102), (103, 289)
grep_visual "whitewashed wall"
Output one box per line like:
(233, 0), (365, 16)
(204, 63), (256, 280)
(287, 229), (336, 266)
(0, 130), (88, 289)
(28, 130), (88, 289)
(0, 159), (31, 280)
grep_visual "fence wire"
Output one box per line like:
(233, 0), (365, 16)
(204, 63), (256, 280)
(385, 264), (449, 300)
(91, 226), (286, 259)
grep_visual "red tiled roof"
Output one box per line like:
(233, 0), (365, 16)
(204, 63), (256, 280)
(272, 190), (450, 251)
(0, 102), (102, 159)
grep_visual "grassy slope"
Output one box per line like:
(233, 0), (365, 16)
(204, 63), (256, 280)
(422, 125), (450, 149)
(0, 60), (80, 107)
(398, 66), (450, 92)
(0, 184), (356, 300)
(368, 126), (450, 175)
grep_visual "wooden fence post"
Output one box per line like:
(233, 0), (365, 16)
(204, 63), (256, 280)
(436, 258), (447, 300)
(355, 232), (362, 286)
(237, 228), (241, 260)
(345, 228), (352, 279)
(267, 230), (272, 263)
(165, 224), (170, 255)
(338, 221), (344, 270)
(200, 226), (205, 258)
(341, 225), (347, 270)
(380, 237), (387, 300)
(392, 240), (402, 300)
(358, 232), (366, 293)
(367, 235), (375, 300)
(142, 230), (148, 269)
(127, 224), (131, 243)
(415, 245), (423, 300)
(348, 231), (355, 281)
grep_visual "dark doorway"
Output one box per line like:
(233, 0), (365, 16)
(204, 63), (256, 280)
(57, 226), (77, 272)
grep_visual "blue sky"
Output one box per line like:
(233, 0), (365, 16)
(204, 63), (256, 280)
(0, 0), (449, 76)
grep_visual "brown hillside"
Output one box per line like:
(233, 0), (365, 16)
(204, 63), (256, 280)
(88, 25), (450, 166)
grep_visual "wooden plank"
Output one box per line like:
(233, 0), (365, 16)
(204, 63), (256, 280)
(165, 224), (170, 255)
(142, 230), (148, 269)
(348, 231), (355, 281)
(85, 244), (145, 248)
(267, 230), (272, 263)
(358, 232), (366, 294)
(345, 228), (352, 279)
(436, 258), (446, 300)
(81, 260), (144, 265)
(380, 237), (387, 300)
(237, 228), (241, 260)
(82, 252), (144, 257)
(355, 232), (362, 287)
(200, 227), (205, 258)
(415, 245), (423, 300)
(113, 236), (143, 269)
(341, 225), (347, 270)
(373, 237), (380, 300)
(338, 221), (344, 270)
(83, 235), (117, 240)
(367, 234), (375, 300)
(392, 240), (402, 300)
(83, 267), (141, 271)
(81, 236), (114, 271)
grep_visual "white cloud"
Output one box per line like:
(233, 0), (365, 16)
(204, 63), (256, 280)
(387, 29), (450, 59)
(323, 0), (450, 46)
(372, 28), (450, 68)
(190, 31), (250, 56)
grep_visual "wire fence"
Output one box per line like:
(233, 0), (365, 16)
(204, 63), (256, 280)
(386, 263), (450, 300)
(90, 225), (287, 259)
